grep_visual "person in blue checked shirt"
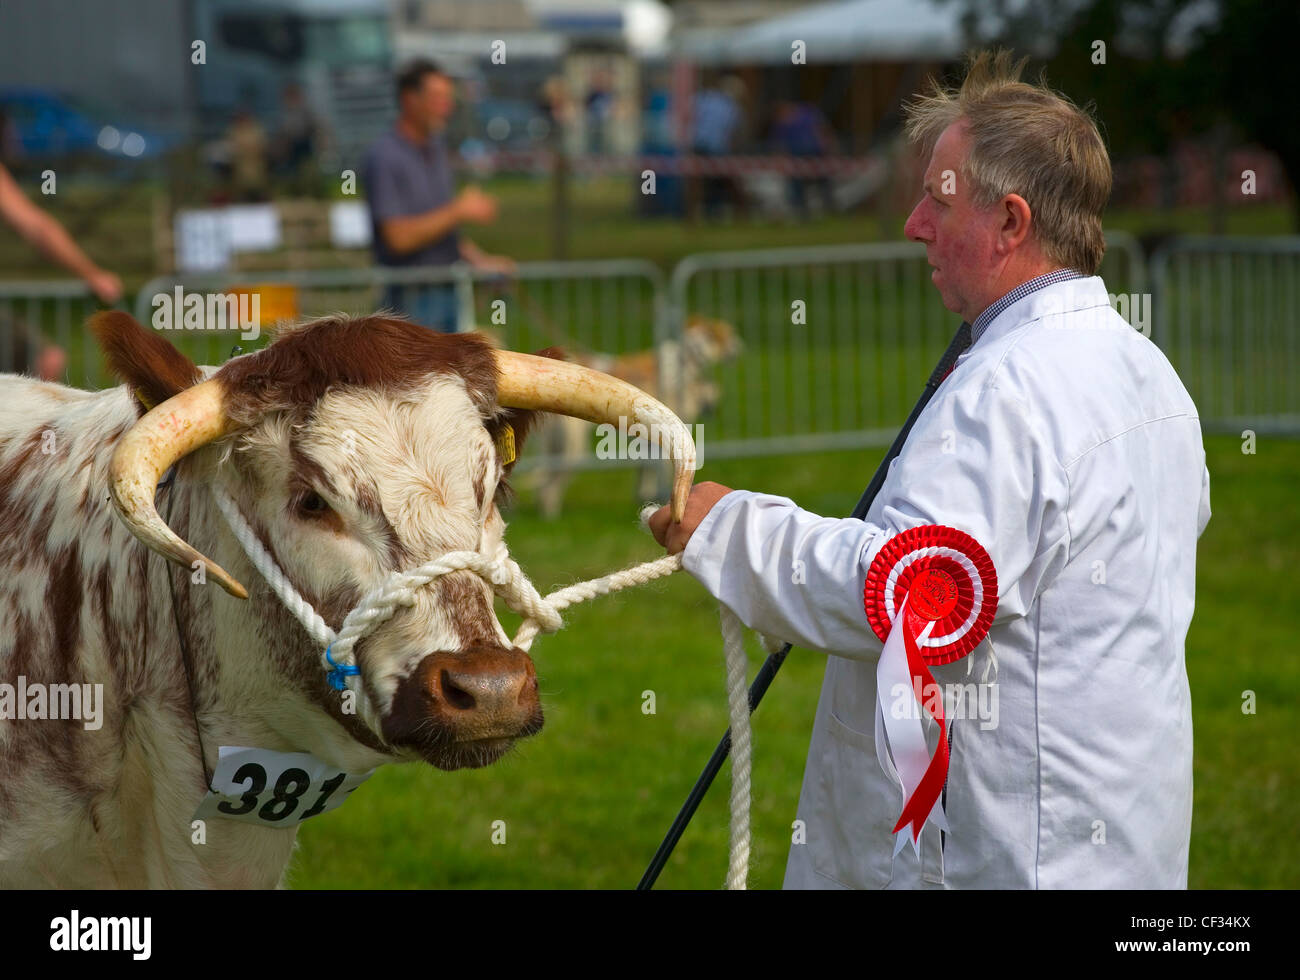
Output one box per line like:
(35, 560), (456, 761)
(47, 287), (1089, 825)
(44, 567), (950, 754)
(650, 51), (1211, 889)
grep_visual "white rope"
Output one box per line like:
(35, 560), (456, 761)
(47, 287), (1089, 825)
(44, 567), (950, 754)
(213, 485), (760, 889)
(718, 605), (751, 890)
(212, 488), (334, 648)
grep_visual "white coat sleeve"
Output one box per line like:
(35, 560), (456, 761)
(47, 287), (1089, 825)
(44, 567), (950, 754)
(681, 371), (1073, 659)
(1196, 458), (1212, 538)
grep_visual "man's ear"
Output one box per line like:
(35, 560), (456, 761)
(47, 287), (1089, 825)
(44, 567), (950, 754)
(998, 193), (1034, 255)
(487, 346), (566, 475)
(89, 311), (202, 415)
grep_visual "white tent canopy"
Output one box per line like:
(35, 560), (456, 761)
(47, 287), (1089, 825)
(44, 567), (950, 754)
(684, 0), (977, 65)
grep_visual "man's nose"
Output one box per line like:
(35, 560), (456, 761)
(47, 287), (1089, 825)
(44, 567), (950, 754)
(903, 202), (928, 242)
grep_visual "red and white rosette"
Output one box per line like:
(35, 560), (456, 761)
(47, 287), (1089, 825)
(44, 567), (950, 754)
(863, 525), (998, 856)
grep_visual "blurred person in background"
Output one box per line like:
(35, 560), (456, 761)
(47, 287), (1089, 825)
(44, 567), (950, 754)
(771, 98), (838, 219)
(2, 318), (65, 380)
(227, 107), (270, 203)
(0, 160), (121, 379)
(585, 68), (616, 155)
(692, 74), (747, 221)
(539, 75), (577, 136)
(364, 59), (514, 333)
(274, 82), (324, 197)
(639, 85), (684, 218)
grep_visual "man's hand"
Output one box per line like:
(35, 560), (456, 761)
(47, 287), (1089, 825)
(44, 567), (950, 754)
(455, 186), (498, 224)
(470, 251), (517, 277)
(86, 269), (123, 306)
(649, 481), (735, 555)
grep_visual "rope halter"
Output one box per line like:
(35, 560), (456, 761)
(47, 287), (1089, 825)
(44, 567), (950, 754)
(212, 485), (764, 889)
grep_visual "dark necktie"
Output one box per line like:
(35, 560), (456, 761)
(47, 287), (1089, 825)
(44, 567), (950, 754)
(936, 321), (973, 385)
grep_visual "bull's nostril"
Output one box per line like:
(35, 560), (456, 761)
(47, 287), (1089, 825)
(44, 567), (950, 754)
(440, 669), (477, 711)
(518, 674), (537, 705)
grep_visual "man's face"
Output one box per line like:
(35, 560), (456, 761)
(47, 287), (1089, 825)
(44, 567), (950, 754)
(405, 73), (455, 131)
(903, 120), (1004, 323)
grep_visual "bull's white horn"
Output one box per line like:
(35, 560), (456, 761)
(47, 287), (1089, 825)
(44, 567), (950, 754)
(107, 378), (249, 599)
(492, 350), (697, 521)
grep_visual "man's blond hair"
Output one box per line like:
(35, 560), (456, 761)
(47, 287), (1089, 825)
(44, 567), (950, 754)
(904, 50), (1112, 275)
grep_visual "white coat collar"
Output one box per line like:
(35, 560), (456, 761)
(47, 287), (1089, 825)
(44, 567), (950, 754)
(958, 275), (1114, 365)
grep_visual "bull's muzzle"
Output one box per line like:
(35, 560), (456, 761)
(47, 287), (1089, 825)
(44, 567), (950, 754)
(382, 645), (543, 770)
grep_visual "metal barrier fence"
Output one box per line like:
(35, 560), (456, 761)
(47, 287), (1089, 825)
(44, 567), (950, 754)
(126, 261), (665, 478)
(132, 259), (664, 379)
(8, 231), (1299, 472)
(665, 231), (1148, 459)
(1150, 237), (1300, 435)
(0, 281), (105, 387)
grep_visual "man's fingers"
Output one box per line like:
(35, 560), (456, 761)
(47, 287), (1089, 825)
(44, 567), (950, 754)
(665, 525), (689, 555)
(647, 504), (672, 546)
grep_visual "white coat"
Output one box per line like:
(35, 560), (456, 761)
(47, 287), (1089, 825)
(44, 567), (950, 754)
(682, 276), (1212, 888)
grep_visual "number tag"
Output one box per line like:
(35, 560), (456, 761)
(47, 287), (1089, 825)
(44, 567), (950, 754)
(192, 746), (374, 827)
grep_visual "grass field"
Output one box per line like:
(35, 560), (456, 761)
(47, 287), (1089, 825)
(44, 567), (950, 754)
(286, 433), (1300, 890)
(0, 175), (1293, 287)
(3, 174), (1295, 889)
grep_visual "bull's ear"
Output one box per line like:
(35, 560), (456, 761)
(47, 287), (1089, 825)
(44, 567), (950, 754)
(90, 311), (202, 415)
(487, 346), (565, 474)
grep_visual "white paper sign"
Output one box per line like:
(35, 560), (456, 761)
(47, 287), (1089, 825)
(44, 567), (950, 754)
(175, 209), (232, 273)
(193, 745), (374, 827)
(224, 204), (281, 251)
(329, 200), (371, 248)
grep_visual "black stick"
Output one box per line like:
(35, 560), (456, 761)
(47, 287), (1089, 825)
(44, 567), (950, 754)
(636, 322), (972, 890)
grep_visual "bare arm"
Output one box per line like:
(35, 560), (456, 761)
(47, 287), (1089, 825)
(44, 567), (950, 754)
(0, 164), (121, 302)
(459, 236), (516, 274)
(379, 186), (498, 257)
(379, 200), (463, 256)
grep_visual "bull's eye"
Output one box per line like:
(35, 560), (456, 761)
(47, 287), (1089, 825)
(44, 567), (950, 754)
(297, 491), (330, 517)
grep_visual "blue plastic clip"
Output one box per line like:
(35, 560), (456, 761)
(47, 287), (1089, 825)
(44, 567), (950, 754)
(325, 645), (360, 691)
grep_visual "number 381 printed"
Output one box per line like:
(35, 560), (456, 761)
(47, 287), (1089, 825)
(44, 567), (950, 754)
(216, 764), (349, 823)
(193, 747), (373, 827)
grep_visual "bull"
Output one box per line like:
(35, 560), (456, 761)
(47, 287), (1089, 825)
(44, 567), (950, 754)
(0, 312), (693, 888)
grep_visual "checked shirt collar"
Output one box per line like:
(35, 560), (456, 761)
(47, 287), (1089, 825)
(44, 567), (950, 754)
(970, 268), (1085, 347)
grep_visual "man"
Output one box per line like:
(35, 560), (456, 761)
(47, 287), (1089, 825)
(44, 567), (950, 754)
(650, 51), (1211, 888)
(364, 59), (514, 332)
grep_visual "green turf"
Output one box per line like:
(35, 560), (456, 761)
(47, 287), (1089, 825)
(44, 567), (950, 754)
(3, 176), (1294, 888)
(284, 433), (1300, 889)
(0, 175), (1292, 288)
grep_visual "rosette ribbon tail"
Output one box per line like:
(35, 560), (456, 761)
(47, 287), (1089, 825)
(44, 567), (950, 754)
(890, 610), (953, 855)
(863, 524), (1000, 860)
(873, 600), (951, 858)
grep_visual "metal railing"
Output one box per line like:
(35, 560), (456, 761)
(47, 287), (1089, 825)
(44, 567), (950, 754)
(131, 260), (664, 379)
(0, 281), (105, 387)
(126, 261), (667, 479)
(1102, 229), (1147, 295)
(8, 233), (1299, 475)
(1150, 237), (1300, 435)
(663, 231), (1151, 459)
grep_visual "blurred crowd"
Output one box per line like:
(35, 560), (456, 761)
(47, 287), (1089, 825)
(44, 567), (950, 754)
(210, 82), (327, 203)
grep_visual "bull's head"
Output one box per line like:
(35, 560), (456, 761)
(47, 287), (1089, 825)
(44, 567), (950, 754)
(92, 312), (694, 771)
